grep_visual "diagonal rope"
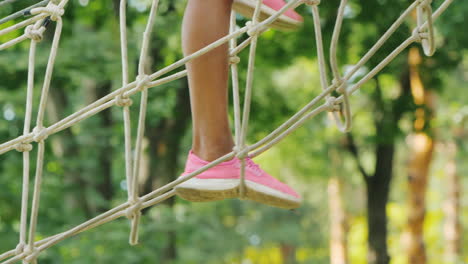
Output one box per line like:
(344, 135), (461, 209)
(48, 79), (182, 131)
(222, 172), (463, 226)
(14, 18), (42, 260)
(25, 2), (67, 263)
(126, 0), (160, 245)
(236, 0), (265, 198)
(0, 0), (49, 25)
(329, 0), (352, 132)
(117, 0), (138, 246)
(0, 14), (48, 37)
(0, 0), (23, 8)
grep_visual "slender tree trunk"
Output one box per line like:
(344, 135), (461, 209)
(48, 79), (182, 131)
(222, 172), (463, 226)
(406, 133), (433, 264)
(143, 79), (191, 263)
(365, 69), (411, 264)
(348, 134), (394, 264)
(328, 177), (348, 264)
(406, 47), (435, 264)
(163, 197), (178, 262)
(346, 70), (411, 264)
(328, 148), (348, 264)
(443, 142), (461, 263)
(280, 243), (296, 264)
(366, 144), (394, 264)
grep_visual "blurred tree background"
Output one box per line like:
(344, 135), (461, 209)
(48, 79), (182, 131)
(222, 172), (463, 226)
(0, 0), (467, 263)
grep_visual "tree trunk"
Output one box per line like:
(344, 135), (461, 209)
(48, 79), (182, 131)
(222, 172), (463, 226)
(328, 147), (348, 264)
(347, 131), (394, 264)
(328, 177), (348, 264)
(163, 197), (178, 262)
(345, 70), (411, 264)
(443, 142), (461, 263)
(366, 144), (394, 264)
(406, 47), (435, 264)
(280, 243), (296, 264)
(143, 80), (191, 194)
(143, 79), (191, 263)
(406, 133), (433, 264)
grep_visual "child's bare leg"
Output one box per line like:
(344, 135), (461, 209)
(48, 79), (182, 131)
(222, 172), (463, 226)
(177, 0), (301, 209)
(182, 0), (235, 162)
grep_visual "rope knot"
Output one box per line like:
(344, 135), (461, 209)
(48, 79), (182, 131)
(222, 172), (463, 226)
(116, 96), (133, 107)
(412, 28), (422, 43)
(246, 21), (266, 37)
(229, 56), (240, 65)
(333, 78), (347, 94)
(233, 146), (249, 159)
(414, 24), (431, 43)
(135, 74), (151, 91)
(23, 245), (40, 262)
(31, 3), (64, 21)
(24, 25), (45, 42)
(43, 4), (64, 21)
(303, 0), (320, 5)
(325, 96), (340, 112)
(15, 142), (33, 152)
(32, 126), (49, 142)
(126, 198), (142, 220)
(15, 242), (26, 255)
(414, 0), (435, 56)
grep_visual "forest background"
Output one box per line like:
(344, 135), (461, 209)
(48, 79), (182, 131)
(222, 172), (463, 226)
(0, 0), (467, 263)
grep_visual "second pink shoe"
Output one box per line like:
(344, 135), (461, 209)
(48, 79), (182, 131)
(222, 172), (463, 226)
(175, 150), (301, 209)
(233, 0), (304, 31)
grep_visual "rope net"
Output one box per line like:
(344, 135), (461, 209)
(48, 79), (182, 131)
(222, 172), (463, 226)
(0, 0), (454, 262)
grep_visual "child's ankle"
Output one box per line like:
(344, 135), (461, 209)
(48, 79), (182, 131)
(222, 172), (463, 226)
(192, 144), (234, 162)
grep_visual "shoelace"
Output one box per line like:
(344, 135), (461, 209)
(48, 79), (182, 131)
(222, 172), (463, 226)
(245, 158), (263, 176)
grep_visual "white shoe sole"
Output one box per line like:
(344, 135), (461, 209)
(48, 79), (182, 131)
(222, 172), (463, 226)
(233, 0), (303, 31)
(175, 178), (301, 209)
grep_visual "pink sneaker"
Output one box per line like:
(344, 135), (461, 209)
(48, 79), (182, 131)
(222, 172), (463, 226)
(175, 150), (301, 209)
(233, 0), (303, 31)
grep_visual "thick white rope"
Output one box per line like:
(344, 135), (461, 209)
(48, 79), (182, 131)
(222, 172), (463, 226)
(329, 0), (352, 132)
(14, 19), (42, 261)
(126, 0), (160, 245)
(117, 0), (161, 246)
(25, 4), (65, 263)
(417, 0), (436, 56)
(0, 0), (50, 26)
(236, 0), (265, 198)
(0, 14), (48, 37)
(118, 0), (138, 246)
(0, 2), (69, 263)
(230, 11), (242, 151)
(0, 0), (455, 262)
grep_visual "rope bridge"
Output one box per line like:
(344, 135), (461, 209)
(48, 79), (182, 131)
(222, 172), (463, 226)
(0, 0), (454, 262)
